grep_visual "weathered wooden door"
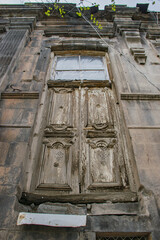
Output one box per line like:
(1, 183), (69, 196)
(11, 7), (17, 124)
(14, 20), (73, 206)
(35, 55), (126, 199)
(37, 87), (80, 194)
(80, 87), (122, 194)
(36, 86), (125, 196)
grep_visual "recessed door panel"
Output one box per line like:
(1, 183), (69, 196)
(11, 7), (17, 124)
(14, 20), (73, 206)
(86, 88), (112, 129)
(48, 88), (73, 129)
(37, 138), (79, 193)
(82, 138), (121, 192)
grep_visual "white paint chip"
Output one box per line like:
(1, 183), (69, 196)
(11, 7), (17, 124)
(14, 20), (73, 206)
(17, 212), (87, 227)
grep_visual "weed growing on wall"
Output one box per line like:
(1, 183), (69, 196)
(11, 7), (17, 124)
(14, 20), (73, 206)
(44, 0), (116, 30)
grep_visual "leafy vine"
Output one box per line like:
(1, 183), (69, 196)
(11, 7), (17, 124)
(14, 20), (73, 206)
(44, 0), (116, 29)
(44, 0), (158, 27)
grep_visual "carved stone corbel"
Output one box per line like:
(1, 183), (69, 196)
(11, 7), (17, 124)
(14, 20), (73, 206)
(130, 47), (147, 65)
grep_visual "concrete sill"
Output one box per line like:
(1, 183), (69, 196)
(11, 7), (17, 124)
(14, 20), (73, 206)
(17, 212), (87, 227)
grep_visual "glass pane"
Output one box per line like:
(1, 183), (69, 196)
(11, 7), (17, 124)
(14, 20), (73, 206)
(55, 71), (80, 80)
(81, 71), (106, 80)
(80, 56), (104, 70)
(56, 56), (79, 70)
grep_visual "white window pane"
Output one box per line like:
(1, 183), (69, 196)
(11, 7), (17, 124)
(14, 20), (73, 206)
(55, 71), (80, 80)
(56, 56), (79, 70)
(81, 71), (106, 80)
(80, 56), (104, 69)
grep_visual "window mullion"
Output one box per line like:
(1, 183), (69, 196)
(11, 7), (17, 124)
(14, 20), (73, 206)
(52, 56), (57, 80)
(79, 55), (82, 81)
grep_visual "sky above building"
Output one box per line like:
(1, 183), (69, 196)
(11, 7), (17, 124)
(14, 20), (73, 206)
(1, 0), (160, 11)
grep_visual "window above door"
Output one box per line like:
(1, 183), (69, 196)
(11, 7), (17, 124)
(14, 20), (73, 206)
(22, 51), (137, 204)
(51, 55), (110, 81)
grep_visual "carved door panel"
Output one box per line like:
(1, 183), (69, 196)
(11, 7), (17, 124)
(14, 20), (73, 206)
(80, 88), (123, 193)
(47, 88), (74, 131)
(84, 88), (113, 130)
(36, 88), (79, 194)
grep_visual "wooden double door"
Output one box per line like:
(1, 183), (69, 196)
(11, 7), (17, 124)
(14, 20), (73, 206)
(36, 86), (127, 198)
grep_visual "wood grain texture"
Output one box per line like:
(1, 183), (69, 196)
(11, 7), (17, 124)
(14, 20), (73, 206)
(32, 86), (132, 200)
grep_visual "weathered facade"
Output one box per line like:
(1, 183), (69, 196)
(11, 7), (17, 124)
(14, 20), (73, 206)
(0, 3), (160, 240)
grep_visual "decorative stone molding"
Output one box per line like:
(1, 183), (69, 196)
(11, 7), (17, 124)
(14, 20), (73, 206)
(130, 47), (147, 64)
(146, 26), (160, 40)
(122, 31), (141, 42)
(0, 4), (43, 18)
(105, 5), (138, 21)
(114, 16), (147, 64)
(143, 23), (160, 57)
(0, 17), (36, 32)
(43, 38), (108, 52)
(43, 21), (114, 38)
(114, 17), (140, 35)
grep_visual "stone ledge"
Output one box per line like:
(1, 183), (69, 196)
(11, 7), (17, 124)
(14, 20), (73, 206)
(121, 93), (160, 100)
(37, 202), (87, 215)
(89, 202), (139, 215)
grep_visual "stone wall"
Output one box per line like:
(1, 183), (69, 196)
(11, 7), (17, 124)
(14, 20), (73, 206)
(0, 3), (160, 240)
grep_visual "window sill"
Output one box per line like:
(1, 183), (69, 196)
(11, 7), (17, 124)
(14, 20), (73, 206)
(17, 212), (87, 227)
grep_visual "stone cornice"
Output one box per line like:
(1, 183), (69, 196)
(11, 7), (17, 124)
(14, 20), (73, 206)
(0, 3), (159, 22)
(0, 3), (159, 57)
(0, 16), (36, 32)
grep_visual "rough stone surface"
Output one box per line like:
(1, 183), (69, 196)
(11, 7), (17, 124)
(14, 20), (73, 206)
(90, 202), (139, 215)
(37, 203), (87, 215)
